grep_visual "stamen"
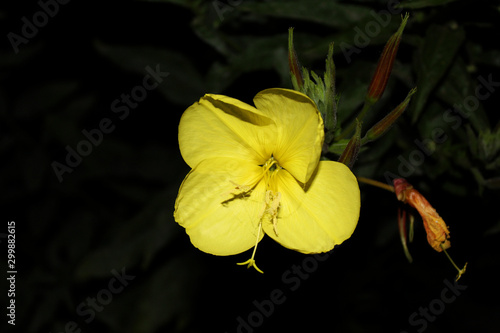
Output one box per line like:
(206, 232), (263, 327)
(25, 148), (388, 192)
(222, 180), (252, 202)
(229, 180), (251, 194)
(265, 190), (281, 236)
(237, 221), (264, 273)
(260, 157), (283, 236)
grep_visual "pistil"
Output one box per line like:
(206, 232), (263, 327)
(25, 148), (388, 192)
(236, 156), (284, 273)
(237, 221), (264, 273)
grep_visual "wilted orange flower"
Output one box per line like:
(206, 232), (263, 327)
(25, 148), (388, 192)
(357, 171), (466, 279)
(393, 178), (450, 252)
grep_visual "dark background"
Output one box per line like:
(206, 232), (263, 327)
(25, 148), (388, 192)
(1, 0), (499, 332)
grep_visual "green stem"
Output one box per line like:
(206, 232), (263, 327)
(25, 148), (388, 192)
(357, 176), (395, 192)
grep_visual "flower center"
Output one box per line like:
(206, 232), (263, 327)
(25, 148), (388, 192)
(261, 156), (281, 190)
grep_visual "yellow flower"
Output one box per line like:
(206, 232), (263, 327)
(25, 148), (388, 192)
(174, 88), (360, 272)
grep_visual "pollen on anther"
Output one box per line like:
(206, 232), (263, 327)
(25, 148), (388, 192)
(260, 190), (282, 236)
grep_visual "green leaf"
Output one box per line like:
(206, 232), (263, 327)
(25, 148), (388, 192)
(238, 0), (374, 29)
(396, 0), (459, 9)
(94, 40), (205, 105)
(484, 177), (500, 190)
(75, 189), (181, 280)
(137, 0), (192, 7)
(410, 24), (465, 123)
(13, 81), (79, 119)
(328, 139), (350, 155)
(485, 219), (500, 235)
(334, 61), (372, 126)
(205, 34), (290, 92)
(436, 56), (490, 132)
(0, 42), (43, 80)
(466, 42), (500, 68)
(324, 42), (337, 138)
(96, 254), (203, 332)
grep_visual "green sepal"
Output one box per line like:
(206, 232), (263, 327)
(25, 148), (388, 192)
(338, 120), (362, 169)
(362, 87), (417, 145)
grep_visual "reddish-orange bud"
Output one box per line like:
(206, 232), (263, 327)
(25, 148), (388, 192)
(338, 120), (361, 169)
(393, 178), (451, 252)
(366, 13), (409, 104)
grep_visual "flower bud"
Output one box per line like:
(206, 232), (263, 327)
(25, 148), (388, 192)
(363, 87), (416, 144)
(338, 120), (361, 169)
(366, 13), (409, 104)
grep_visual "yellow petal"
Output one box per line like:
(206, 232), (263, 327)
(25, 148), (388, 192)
(179, 94), (276, 169)
(174, 157), (265, 255)
(262, 161), (360, 253)
(253, 88), (324, 184)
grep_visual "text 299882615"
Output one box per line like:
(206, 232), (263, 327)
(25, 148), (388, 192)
(6, 221), (16, 326)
